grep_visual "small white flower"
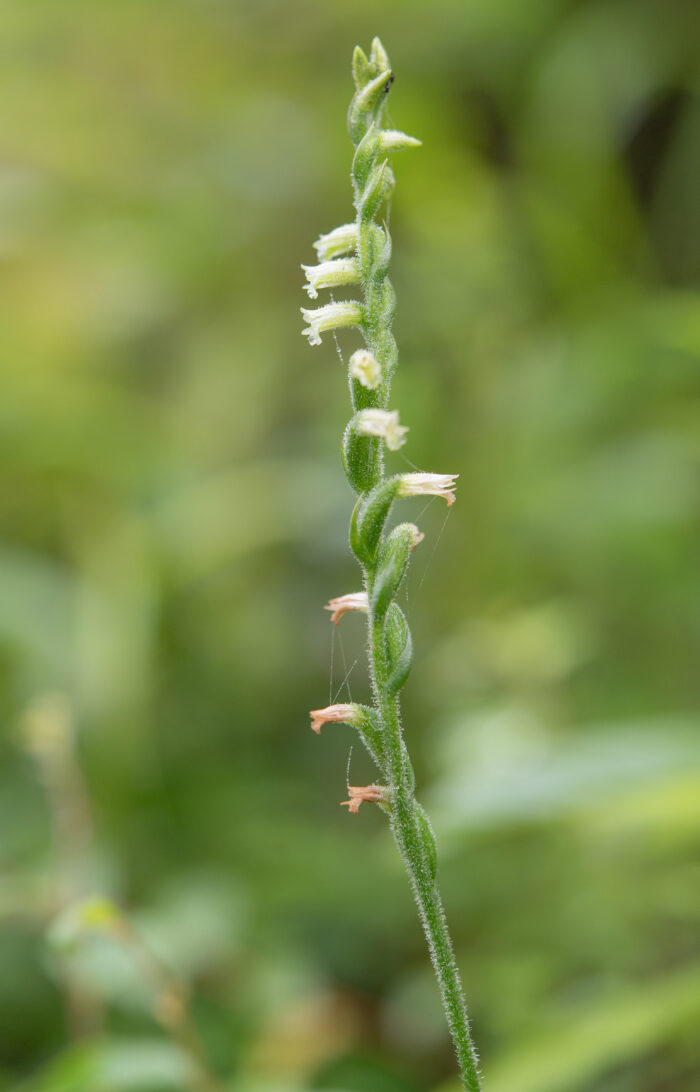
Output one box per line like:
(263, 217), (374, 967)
(324, 591), (369, 625)
(398, 472), (458, 506)
(313, 223), (358, 262)
(301, 301), (363, 346)
(379, 130), (422, 152)
(301, 258), (360, 299)
(356, 408), (408, 451)
(349, 349), (381, 390)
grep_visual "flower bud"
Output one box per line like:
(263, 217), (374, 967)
(348, 69), (393, 144)
(378, 130), (422, 152)
(369, 37), (390, 74)
(352, 45), (370, 89)
(371, 522), (422, 618)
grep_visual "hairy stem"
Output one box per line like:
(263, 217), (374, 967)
(370, 611), (481, 1090)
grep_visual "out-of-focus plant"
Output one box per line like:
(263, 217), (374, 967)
(302, 38), (481, 1091)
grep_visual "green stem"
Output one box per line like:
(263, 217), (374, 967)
(369, 613), (481, 1091)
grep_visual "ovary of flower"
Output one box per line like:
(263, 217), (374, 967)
(309, 703), (360, 735)
(301, 258), (360, 299)
(349, 349), (381, 390)
(356, 408), (408, 451)
(301, 301), (363, 346)
(398, 472), (458, 506)
(313, 223), (358, 262)
(324, 591), (369, 625)
(341, 784), (386, 814)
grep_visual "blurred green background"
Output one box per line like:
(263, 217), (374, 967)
(1, 1), (699, 1090)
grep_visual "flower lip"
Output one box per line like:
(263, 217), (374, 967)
(324, 592), (369, 625)
(397, 472), (458, 506)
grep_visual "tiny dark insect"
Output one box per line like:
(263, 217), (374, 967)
(384, 73), (395, 93)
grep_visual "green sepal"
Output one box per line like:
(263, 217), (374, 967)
(348, 69), (392, 145)
(349, 476), (400, 566)
(342, 417), (381, 494)
(384, 602), (413, 697)
(371, 522), (416, 618)
(415, 803), (438, 886)
(352, 45), (370, 89)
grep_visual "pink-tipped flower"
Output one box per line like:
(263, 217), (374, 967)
(356, 408), (408, 451)
(397, 472), (458, 507)
(309, 703), (362, 735)
(301, 301), (363, 346)
(324, 591), (369, 625)
(341, 784), (388, 814)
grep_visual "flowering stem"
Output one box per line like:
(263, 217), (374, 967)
(303, 39), (481, 1089)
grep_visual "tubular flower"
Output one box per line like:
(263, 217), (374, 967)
(309, 703), (362, 735)
(397, 472), (458, 507)
(324, 591), (369, 625)
(313, 223), (358, 262)
(356, 408), (408, 451)
(301, 301), (363, 346)
(341, 784), (387, 813)
(302, 258), (360, 299)
(349, 348), (381, 390)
